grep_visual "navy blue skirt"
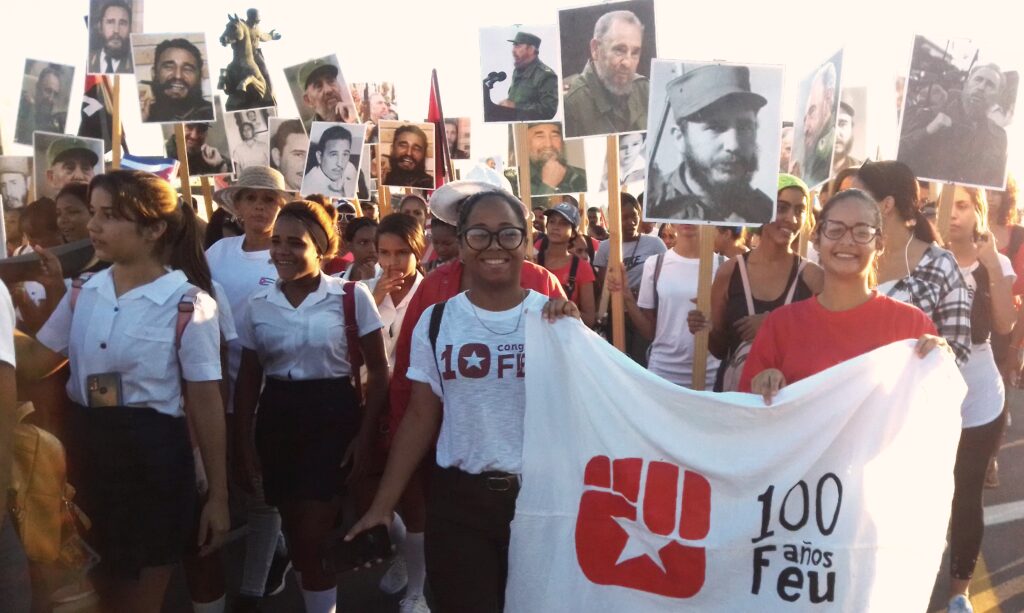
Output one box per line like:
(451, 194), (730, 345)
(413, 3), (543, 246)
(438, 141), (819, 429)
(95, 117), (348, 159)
(66, 404), (196, 579)
(255, 377), (361, 506)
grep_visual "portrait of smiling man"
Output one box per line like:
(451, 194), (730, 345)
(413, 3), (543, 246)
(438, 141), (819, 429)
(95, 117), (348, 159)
(380, 121), (435, 189)
(132, 33), (214, 123)
(646, 61), (782, 224)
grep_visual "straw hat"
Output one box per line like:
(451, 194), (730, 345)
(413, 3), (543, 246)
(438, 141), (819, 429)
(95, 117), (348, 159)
(213, 166), (293, 214)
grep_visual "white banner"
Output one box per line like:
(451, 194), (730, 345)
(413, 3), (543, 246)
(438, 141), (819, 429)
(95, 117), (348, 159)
(507, 315), (966, 612)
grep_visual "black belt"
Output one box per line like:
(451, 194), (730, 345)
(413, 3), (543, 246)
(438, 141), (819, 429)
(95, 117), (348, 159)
(434, 465), (520, 493)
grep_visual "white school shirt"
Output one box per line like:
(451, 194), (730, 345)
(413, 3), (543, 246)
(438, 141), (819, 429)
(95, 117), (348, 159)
(211, 279), (239, 344)
(958, 254), (1015, 428)
(205, 235), (277, 411)
(0, 281), (16, 367)
(36, 269), (222, 417)
(238, 272), (383, 380)
(636, 250), (720, 389)
(366, 272), (423, 370)
(407, 290), (549, 474)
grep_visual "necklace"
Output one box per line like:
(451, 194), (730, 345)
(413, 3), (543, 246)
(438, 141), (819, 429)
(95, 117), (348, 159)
(467, 290), (527, 336)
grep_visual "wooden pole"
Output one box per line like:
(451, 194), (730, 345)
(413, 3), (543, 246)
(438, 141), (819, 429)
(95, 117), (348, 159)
(691, 225), (717, 391)
(352, 196), (363, 218)
(578, 192), (588, 236)
(937, 183), (955, 244)
(798, 189), (815, 258)
(173, 123), (193, 205)
(514, 124), (534, 259)
(111, 76), (122, 169)
(606, 135), (624, 351)
(199, 176), (214, 221)
(379, 186), (392, 217)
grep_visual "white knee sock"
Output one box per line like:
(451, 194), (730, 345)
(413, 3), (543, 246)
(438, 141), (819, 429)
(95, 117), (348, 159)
(390, 512), (408, 545)
(403, 531), (426, 597)
(301, 587), (337, 613)
(192, 595), (226, 613)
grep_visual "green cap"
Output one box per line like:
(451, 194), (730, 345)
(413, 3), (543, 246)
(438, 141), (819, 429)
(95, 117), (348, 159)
(297, 58), (339, 91)
(508, 32), (541, 48)
(667, 64), (767, 122)
(46, 137), (99, 169)
(778, 173), (809, 198)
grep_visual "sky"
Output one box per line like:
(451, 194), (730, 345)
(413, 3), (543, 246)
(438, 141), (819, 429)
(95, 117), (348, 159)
(3, 0), (1022, 201)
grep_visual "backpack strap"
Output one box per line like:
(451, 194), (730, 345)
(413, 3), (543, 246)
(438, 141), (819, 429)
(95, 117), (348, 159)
(735, 253), (756, 316)
(68, 273), (96, 311)
(429, 300), (448, 392)
(563, 255), (580, 301)
(175, 287), (202, 349)
(652, 252), (666, 313)
(342, 281), (364, 397)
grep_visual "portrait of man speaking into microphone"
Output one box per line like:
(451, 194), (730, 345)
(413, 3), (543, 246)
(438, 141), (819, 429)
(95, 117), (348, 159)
(479, 24), (562, 123)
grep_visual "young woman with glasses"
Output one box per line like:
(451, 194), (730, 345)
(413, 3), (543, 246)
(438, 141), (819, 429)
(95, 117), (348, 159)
(347, 190), (579, 612)
(740, 189), (950, 403)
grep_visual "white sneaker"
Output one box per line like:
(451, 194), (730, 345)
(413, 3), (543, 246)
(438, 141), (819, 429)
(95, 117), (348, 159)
(399, 594), (431, 613)
(378, 555), (408, 594)
(948, 594), (974, 613)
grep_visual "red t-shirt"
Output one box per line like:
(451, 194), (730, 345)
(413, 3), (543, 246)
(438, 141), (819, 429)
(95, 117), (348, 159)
(738, 293), (937, 392)
(546, 257), (596, 303)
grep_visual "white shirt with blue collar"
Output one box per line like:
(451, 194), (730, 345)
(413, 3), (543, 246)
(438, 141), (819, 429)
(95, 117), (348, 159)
(37, 268), (223, 417)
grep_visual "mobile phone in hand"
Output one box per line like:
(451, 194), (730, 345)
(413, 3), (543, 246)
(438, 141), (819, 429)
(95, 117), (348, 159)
(321, 524), (393, 574)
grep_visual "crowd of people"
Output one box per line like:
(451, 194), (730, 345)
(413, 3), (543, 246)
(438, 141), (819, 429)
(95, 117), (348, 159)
(0, 154), (1017, 613)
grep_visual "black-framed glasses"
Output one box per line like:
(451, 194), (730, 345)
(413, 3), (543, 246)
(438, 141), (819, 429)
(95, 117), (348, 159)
(461, 227), (526, 251)
(819, 219), (880, 244)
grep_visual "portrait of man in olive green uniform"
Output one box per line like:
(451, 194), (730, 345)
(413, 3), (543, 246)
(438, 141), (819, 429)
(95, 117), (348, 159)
(480, 25), (562, 123)
(790, 50), (844, 189)
(559, 0), (657, 138)
(518, 122), (587, 195)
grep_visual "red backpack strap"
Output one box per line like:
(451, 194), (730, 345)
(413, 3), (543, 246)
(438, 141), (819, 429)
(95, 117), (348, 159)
(175, 287), (203, 349)
(342, 281), (364, 396)
(69, 273), (96, 311)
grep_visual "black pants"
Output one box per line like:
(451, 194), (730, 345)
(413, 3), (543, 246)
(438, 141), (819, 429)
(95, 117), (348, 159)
(425, 465), (519, 613)
(950, 409), (1008, 580)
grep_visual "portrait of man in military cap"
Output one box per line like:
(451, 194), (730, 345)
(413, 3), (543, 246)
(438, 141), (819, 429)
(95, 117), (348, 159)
(479, 25), (561, 123)
(0, 157), (33, 209)
(645, 60), (783, 225)
(32, 133), (104, 199)
(131, 32), (216, 123)
(284, 55), (359, 131)
(559, 0), (657, 138)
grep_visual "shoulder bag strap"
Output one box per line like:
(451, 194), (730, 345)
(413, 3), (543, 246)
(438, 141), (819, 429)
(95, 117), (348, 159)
(735, 253), (756, 316)
(783, 259), (808, 305)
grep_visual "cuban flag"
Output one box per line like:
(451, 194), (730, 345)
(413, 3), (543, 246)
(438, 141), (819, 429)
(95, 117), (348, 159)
(121, 154), (179, 182)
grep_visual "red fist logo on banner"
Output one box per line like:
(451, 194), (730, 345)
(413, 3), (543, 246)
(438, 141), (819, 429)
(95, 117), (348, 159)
(575, 456), (711, 598)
